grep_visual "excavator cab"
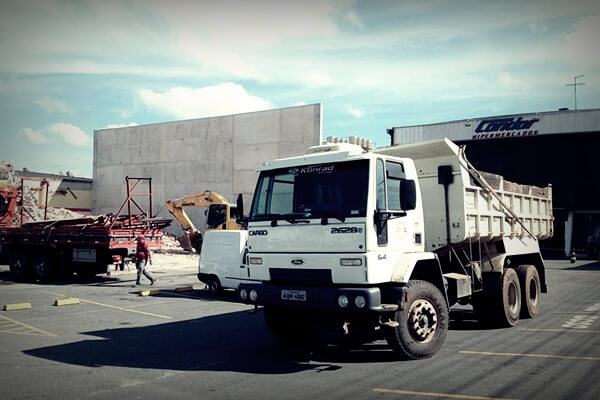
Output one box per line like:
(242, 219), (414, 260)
(206, 204), (228, 229)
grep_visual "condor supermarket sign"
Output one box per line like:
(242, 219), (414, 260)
(471, 116), (539, 140)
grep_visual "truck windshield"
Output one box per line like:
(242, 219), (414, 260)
(250, 160), (369, 222)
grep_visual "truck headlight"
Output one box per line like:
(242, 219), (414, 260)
(354, 295), (366, 309)
(249, 257), (263, 265)
(340, 258), (362, 266)
(337, 295), (349, 308)
(240, 288), (248, 300)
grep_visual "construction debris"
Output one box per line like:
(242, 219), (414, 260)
(1, 160), (85, 223)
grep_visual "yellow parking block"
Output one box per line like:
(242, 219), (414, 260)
(54, 297), (80, 306)
(3, 303), (32, 311)
(139, 289), (160, 297)
(175, 286), (194, 292)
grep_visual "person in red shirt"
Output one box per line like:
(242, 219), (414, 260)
(135, 235), (156, 286)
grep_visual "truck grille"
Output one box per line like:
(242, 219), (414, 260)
(269, 268), (332, 285)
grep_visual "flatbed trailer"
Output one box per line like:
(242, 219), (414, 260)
(0, 213), (171, 282)
(0, 175), (171, 282)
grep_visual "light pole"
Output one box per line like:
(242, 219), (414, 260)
(566, 75), (585, 110)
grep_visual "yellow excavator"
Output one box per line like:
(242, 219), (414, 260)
(165, 190), (245, 252)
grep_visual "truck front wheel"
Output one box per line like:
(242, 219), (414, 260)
(385, 280), (449, 360)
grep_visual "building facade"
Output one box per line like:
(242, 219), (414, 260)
(389, 108), (600, 257)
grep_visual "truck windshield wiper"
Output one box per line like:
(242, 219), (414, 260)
(252, 213), (310, 226)
(319, 215), (346, 225)
(308, 209), (346, 224)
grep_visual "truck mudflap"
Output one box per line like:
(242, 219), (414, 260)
(238, 283), (399, 313)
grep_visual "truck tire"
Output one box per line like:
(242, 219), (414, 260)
(385, 280), (449, 360)
(517, 264), (541, 319)
(9, 248), (31, 282)
(474, 269), (522, 328)
(207, 277), (222, 294)
(264, 306), (315, 345)
(32, 250), (55, 283)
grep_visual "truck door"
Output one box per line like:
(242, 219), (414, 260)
(375, 159), (417, 249)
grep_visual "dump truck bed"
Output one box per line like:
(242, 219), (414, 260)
(375, 138), (553, 251)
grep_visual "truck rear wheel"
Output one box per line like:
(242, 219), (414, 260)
(477, 268), (522, 327)
(498, 268), (521, 326)
(32, 250), (55, 283)
(9, 248), (31, 282)
(385, 280), (448, 360)
(517, 264), (541, 318)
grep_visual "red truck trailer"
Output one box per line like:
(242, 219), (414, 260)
(0, 175), (170, 282)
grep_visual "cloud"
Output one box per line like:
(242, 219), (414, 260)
(137, 83), (273, 119)
(106, 122), (138, 129)
(19, 128), (48, 144)
(565, 15), (600, 65)
(19, 123), (92, 147)
(347, 106), (365, 118)
(47, 123), (92, 146)
(34, 96), (70, 113)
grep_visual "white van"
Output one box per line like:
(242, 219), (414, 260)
(197, 230), (251, 293)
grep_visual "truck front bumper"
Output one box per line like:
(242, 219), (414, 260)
(237, 283), (399, 313)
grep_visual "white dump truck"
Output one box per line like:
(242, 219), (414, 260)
(238, 138), (553, 359)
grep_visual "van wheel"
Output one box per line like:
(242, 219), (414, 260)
(385, 280), (449, 360)
(207, 277), (221, 294)
(517, 265), (541, 318)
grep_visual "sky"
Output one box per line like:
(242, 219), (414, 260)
(1, 0), (599, 178)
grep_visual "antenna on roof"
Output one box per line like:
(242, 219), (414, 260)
(566, 75), (585, 110)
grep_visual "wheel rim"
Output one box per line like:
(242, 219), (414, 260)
(407, 299), (438, 344)
(210, 280), (219, 293)
(528, 277), (539, 307)
(37, 262), (47, 276)
(507, 281), (519, 316)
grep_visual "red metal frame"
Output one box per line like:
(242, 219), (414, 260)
(110, 177), (154, 229)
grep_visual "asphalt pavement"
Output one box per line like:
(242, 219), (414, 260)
(0, 259), (599, 400)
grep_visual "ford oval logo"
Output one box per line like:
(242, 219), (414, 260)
(291, 258), (305, 265)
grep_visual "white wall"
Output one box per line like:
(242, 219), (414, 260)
(93, 104), (322, 235)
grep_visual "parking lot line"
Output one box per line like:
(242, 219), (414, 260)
(519, 328), (600, 333)
(41, 291), (172, 319)
(78, 298), (172, 319)
(372, 388), (516, 400)
(460, 350), (600, 361)
(0, 314), (56, 337)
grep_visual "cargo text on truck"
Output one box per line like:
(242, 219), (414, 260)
(237, 138), (553, 360)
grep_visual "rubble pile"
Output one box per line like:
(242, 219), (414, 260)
(0, 161), (19, 187)
(155, 234), (190, 254)
(1, 160), (85, 223)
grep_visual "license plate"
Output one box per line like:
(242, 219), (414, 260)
(281, 289), (306, 301)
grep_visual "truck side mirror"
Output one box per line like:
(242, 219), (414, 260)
(401, 180), (417, 211)
(236, 193), (244, 218)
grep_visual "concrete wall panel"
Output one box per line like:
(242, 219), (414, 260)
(93, 104), (321, 234)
